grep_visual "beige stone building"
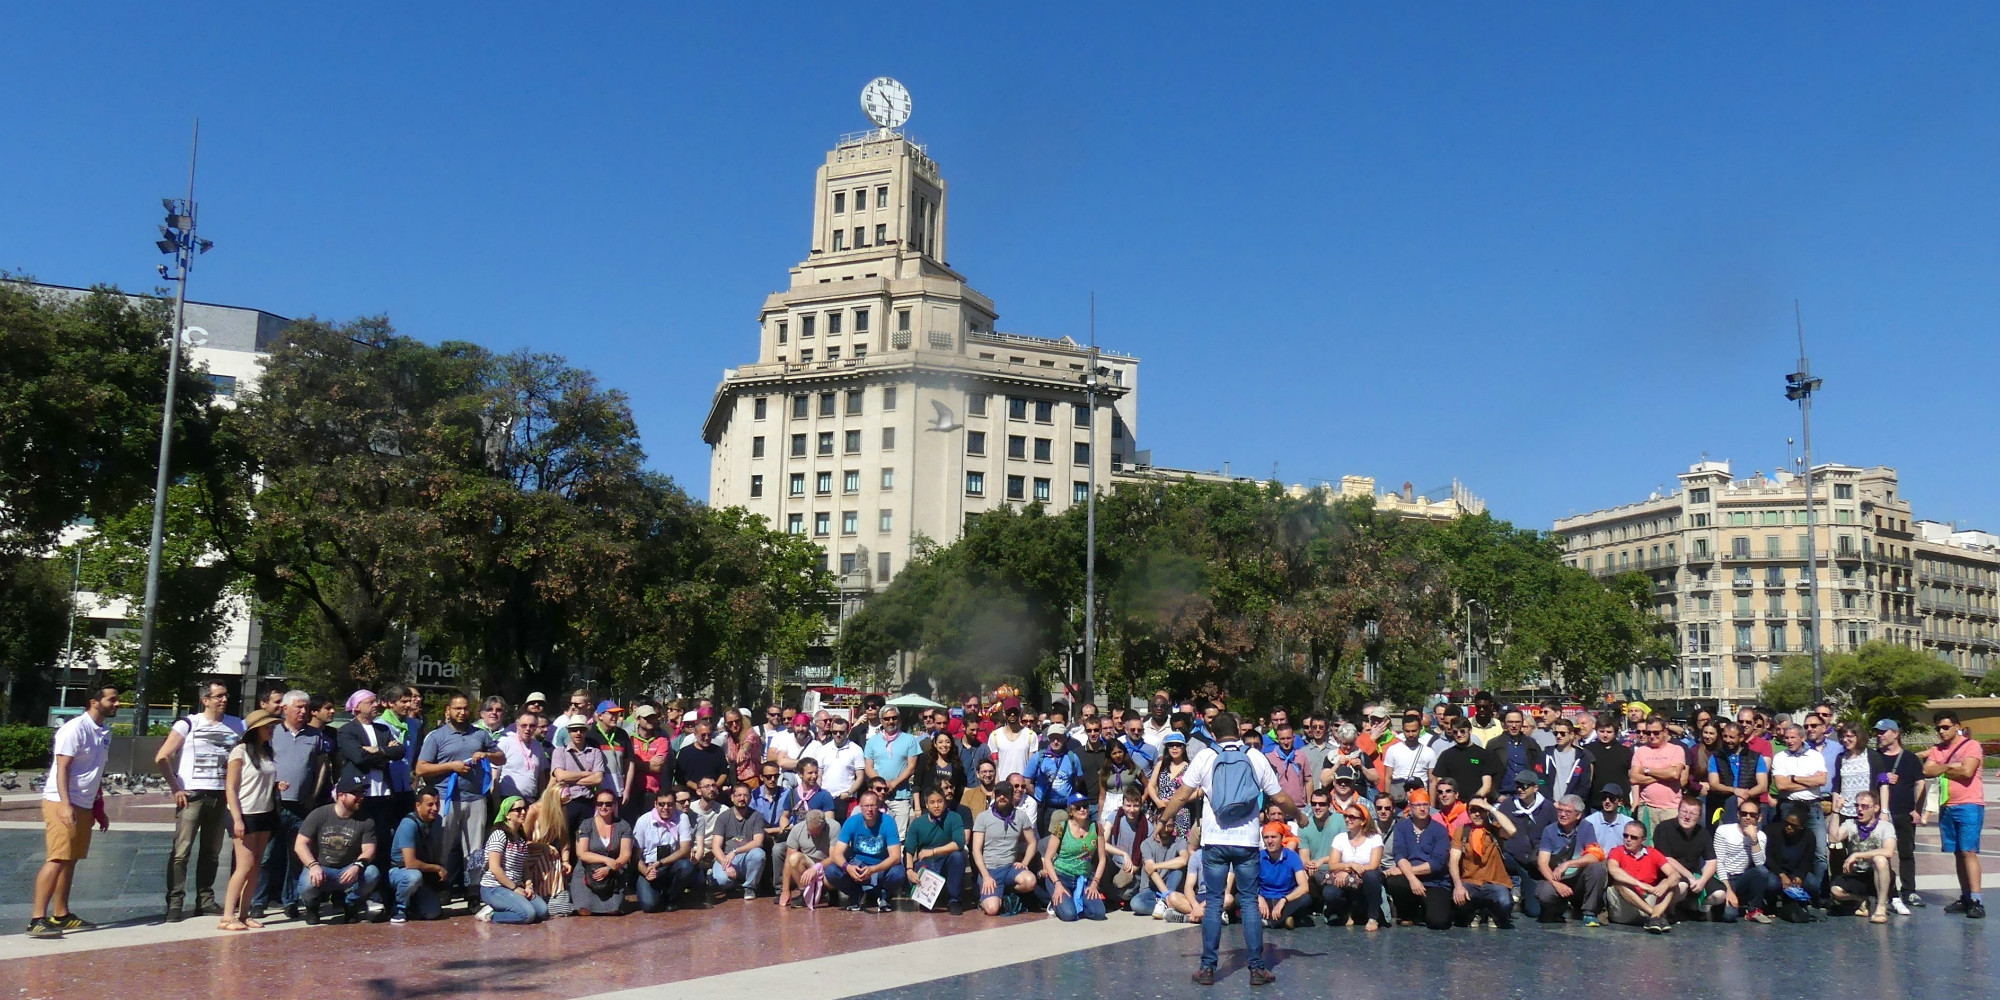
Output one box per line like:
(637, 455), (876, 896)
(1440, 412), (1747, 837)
(1554, 459), (1997, 710)
(702, 125), (1139, 602)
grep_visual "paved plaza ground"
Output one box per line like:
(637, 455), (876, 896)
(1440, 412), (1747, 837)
(4, 789), (1995, 1000)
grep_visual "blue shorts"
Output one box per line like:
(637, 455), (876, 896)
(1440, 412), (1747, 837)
(1939, 804), (1985, 855)
(982, 864), (1028, 899)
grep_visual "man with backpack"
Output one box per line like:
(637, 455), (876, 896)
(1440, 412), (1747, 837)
(1160, 711), (1300, 988)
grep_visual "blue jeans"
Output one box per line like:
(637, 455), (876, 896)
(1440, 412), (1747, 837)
(1200, 845), (1265, 972)
(387, 868), (441, 920)
(709, 848), (768, 893)
(1719, 866), (1777, 920)
(827, 861), (908, 899)
(296, 865), (381, 909)
(1048, 874), (1108, 921)
(636, 859), (698, 911)
(912, 852), (967, 908)
(480, 884), (549, 924)
(253, 806), (305, 908)
(1503, 854), (1542, 919)
(1320, 870), (1384, 925)
(1134, 868), (1185, 915)
(1454, 882), (1514, 926)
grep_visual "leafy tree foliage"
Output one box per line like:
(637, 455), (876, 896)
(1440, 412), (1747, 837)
(1762, 641), (1966, 725)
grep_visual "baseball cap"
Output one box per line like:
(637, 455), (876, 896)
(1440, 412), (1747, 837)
(1600, 783), (1626, 800)
(1872, 719), (1900, 732)
(632, 705), (658, 719)
(1045, 722), (1066, 736)
(1332, 765), (1362, 784)
(335, 776), (368, 796)
(524, 691), (547, 704)
(1001, 696), (1021, 712)
(595, 700), (623, 715)
(1515, 771), (1543, 786)
(1066, 792), (1091, 807)
(681, 710), (699, 723)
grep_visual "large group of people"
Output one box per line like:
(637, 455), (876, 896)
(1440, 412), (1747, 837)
(25, 679), (1991, 987)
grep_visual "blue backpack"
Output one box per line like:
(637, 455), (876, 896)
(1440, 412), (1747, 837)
(1208, 743), (1263, 826)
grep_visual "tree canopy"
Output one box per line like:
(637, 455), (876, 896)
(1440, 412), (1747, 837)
(1762, 641), (1968, 726)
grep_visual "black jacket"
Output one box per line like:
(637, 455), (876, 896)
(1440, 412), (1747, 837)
(337, 718), (399, 791)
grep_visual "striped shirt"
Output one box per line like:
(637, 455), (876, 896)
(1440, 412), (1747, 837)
(1711, 823), (1766, 878)
(482, 829), (532, 889)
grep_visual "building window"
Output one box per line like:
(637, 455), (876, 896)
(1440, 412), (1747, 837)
(787, 513), (804, 535)
(1073, 404), (1090, 427)
(793, 395), (810, 418)
(754, 397), (768, 419)
(831, 231), (846, 252)
(802, 315), (816, 338)
(1769, 625), (1787, 652)
(1007, 475), (1026, 500)
(841, 511), (859, 535)
(882, 386), (897, 410)
(1034, 401), (1054, 424)
(1834, 484), (1854, 500)
(881, 467), (895, 489)
(1690, 488), (1710, 504)
(876, 185), (888, 206)
(789, 473), (805, 496)
(846, 390), (864, 416)
(965, 471), (985, 496)
(749, 475), (763, 498)
(1073, 481), (1089, 503)
(826, 346), (840, 362)
(968, 393), (988, 417)
(751, 436), (765, 458)
(817, 432), (834, 456)
(816, 472), (833, 495)
(874, 223), (887, 245)
(1766, 535), (1782, 557)
(844, 430), (862, 454)
(898, 309), (912, 332)
(855, 309), (869, 332)
(828, 312), (843, 335)
(854, 226), (866, 246)
(833, 191), (846, 213)
(1008, 397), (1028, 420)
(967, 431), (986, 456)
(815, 392), (834, 417)
(798, 349), (813, 363)
(1691, 512), (1709, 527)
(879, 509), (893, 533)
(878, 551), (892, 582)
(1033, 438), (1051, 462)
(1074, 442), (1090, 465)
(814, 512), (830, 536)
(839, 552), (857, 575)
(1731, 536), (1750, 557)
(878, 427), (893, 450)
(1008, 435), (1026, 460)
(775, 322), (788, 345)
(790, 434), (807, 458)
(853, 343), (866, 359)
(1033, 477), (1051, 502)
(1737, 662), (1756, 689)
(855, 188), (867, 208)
(843, 470), (860, 494)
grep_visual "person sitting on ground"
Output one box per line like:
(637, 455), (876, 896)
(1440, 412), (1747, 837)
(1256, 821), (1312, 929)
(1651, 794), (1718, 921)
(1294, 789), (1344, 912)
(971, 780), (1041, 915)
(571, 789), (634, 915)
(1385, 788), (1454, 930)
(779, 808), (834, 909)
(829, 789), (908, 912)
(521, 786), (574, 917)
(633, 790), (697, 913)
(478, 795), (549, 924)
(707, 782), (768, 902)
(296, 776), (381, 925)
(1323, 801), (1384, 929)
(906, 788), (968, 914)
(1045, 793), (1109, 921)
(1713, 799), (1776, 923)
(1449, 796), (1518, 929)
(1100, 787), (1150, 910)
(1583, 784), (1635, 852)
(1828, 790), (1897, 923)
(1534, 794), (1607, 926)
(1605, 819), (1691, 933)
(388, 788), (449, 923)
(1771, 804), (1822, 905)
(1135, 818), (1190, 918)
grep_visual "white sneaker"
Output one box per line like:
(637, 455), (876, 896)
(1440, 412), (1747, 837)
(474, 905), (494, 923)
(1889, 897), (1911, 916)
(1153, 907), (1166, 920)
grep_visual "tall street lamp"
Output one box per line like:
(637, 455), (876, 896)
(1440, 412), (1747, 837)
(133, 123), (212, 734)
(1786, 303), (1825, 706)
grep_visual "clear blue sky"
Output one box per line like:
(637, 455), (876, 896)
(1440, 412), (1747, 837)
(9, 5), (1999, 532)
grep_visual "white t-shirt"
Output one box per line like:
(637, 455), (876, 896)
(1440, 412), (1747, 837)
(1380, 739), (1438, 787)
(1332, 831), (1383, 866)
(1772, 747), (1827, 801)
(46, 713), (112, 809)
(803, 739), (865, 797)
(1181, 741), (1283, 849)
(173, 713), (245, 792)
(988, 727), (1038, 782)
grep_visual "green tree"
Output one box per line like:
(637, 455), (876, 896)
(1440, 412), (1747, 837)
(1762, 642), (1965, 725)
(1486, 568), (1670, 697)
(0, 557), (76, 721)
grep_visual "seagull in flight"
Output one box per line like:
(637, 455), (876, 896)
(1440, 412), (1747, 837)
(927, 400), (959, 432)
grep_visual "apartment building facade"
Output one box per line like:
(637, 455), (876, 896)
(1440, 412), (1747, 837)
(1912, 521), (2000, 678)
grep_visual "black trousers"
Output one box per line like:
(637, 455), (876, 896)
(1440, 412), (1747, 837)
(1386, 877), (1454, 929)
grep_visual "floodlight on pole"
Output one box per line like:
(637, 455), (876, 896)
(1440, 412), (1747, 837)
(1787, 302), (1826, 706)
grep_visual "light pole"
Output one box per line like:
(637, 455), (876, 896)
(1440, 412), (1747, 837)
(1786, 303), (1825, 706)
(1082, 343), (1101, 706)
(1462, 598), (1488, 691)
(133, 123), (212, 735)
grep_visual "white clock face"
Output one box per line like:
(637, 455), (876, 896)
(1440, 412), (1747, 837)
(860, 77), (912, 130)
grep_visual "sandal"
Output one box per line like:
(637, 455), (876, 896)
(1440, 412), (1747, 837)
(218, 920), (248, 932)
(1870, 911), (1888, 924)
(241, 918), (264, 929)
